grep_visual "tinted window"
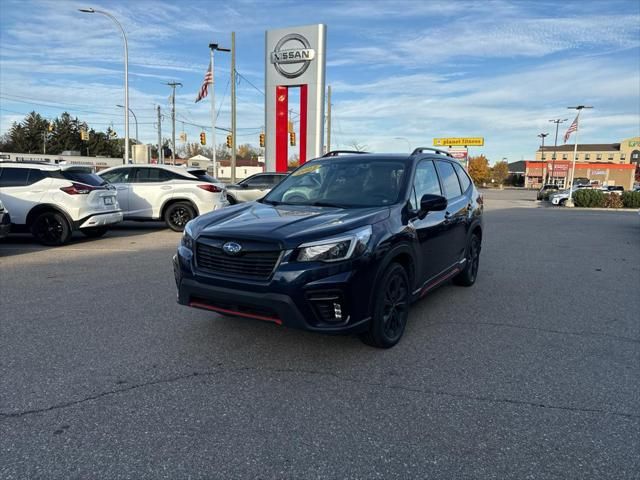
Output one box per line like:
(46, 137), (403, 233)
(101, 169), (131, 183)
(243, 175), (269, 188)
(133, 168), (171, 183)
(27, 169), (47, 185)
(410, 160), (441, 209)
(0, 168), (30, 187)
(267, 174), (286, 186)
(453, 163), (472, 192)
(62, 169), (106, 186)
(188, 170), (218, 183)
(436, 161), (462, 199)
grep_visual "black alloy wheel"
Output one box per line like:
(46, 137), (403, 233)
(360, 262), (410, 348)
(165, 202), (195, 232)
(31, 211), (72, 246)
(453, 233), (481, 286)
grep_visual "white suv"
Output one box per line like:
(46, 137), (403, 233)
(98, 165), (228, 231)
(0, 162), (123, 245)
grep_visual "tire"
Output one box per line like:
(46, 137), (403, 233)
(80, 227), (108, 238)
(31, 211), (72, 246)
(227, 195), (237, 205)
(360, 262), (410, 349)
(164, 202), (195, 232)
(453, 233), (481, 287)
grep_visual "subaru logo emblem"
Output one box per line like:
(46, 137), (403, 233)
(222, 241), (242, 255)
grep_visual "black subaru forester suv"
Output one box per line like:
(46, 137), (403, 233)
(174, 149), (483, 348)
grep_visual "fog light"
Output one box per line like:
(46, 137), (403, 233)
(333, 302), (342, 321)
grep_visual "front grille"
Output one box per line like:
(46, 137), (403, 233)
(196, 242), (280, 279)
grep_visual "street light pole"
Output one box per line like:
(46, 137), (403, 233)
(538, 133), (549, 186)
(117, 104), (138, 144)
(394, 137), (411, 151)
(549, 118), (567, 187)
(565, 106), (593, 207)
(79, 8), (129, 165)
(209, 43), (230, 178)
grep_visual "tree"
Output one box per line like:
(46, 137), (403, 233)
(468, 155), (490, 185)
(490, 161), (509, 185)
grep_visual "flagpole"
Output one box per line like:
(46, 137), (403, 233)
(210, 46), (216, 177)
(565, 105), (593, 208)
(208, 43), (229, 179)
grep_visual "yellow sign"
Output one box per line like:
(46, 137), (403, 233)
(433, 137), (484, 147)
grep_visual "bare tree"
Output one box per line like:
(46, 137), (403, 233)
(348, 140), (368, 152)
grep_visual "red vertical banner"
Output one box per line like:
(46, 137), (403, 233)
(275, 86), (289, 172)
(299, 84), (308, 164)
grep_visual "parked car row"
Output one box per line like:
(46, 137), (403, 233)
(0, 162), (290, 246)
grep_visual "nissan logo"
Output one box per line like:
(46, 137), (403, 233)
(270, 33), (315, 79)
(222, 241), (242, 255)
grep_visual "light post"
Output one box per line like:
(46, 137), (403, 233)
(79, 7), (129, 165)
(549, 118), (568, 186)
(116, 104), (138, 144)
(394, 137), (411, 151)
(538, 133), (549, 186)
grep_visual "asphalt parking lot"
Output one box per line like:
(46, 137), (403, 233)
(1, 189), (638, 479)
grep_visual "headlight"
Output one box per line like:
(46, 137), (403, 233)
(296, 226), (372, 262)
(181, 221), (194, 250)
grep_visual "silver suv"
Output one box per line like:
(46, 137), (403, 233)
(0, 162), (123, 245)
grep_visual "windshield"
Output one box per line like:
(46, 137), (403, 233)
(264, 158), (407, 208)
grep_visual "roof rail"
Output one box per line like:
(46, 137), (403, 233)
(410, 147), (453, 158)
(321, 150), (370, 157)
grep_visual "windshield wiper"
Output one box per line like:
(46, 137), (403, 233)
(261, 199), (282, 206)
(308, 201), (349, 208)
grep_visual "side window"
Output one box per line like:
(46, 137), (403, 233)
(101, 169), (130, 183)
(453, 163), (472, 192)
(27, 169), (47, 185)
(133, 168), (170, 183)
(244, 175), (267, 188)
(410, 160), (441, 209)
(436, 161), (463, 200)
(0, 168), (30, 187)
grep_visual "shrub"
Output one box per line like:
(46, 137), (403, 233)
(602, 193), (624, 208)
(574, 189), (604, 208)
(621, 191), (640, 208)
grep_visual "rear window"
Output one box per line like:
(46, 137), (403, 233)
(62, 169), (106, 186)
(189, 170), (219, 183)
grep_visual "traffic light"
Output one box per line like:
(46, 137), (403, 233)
(80, 130), (89, 141)
(200, 132), (206, 145)
(47, 122), (53, 132)
(259, 133), (265, 148)
(289, 132), (296, 146)
(226, 135), (232, 148)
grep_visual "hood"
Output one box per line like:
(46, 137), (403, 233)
(192, 201), (389, 248)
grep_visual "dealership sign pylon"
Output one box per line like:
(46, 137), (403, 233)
(265, 25), (326, 172)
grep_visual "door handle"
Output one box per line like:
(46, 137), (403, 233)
(161, 186), (172, 190)
(116, 186), (128, 191)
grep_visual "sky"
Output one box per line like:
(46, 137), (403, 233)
(1, 0), (639, 163)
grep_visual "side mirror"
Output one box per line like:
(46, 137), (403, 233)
(419, 194), (447, 218)
(240, 183), (249, 189)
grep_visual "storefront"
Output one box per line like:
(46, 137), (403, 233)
(524, 161), (635, 189)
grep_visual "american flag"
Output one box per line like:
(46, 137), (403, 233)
(563, 115), (578, 143)
(195, 62), (212, 103)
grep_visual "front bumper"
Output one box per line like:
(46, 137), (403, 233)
(173, 248), (375, 335)
(78, 211), (124, 229)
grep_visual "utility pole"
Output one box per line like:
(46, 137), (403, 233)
(326, 85), (332, 153)
(549, 118), (567, 186)
(167, 81), (182, 164)
(230, 31), (237, 183)
(209, 43), (230, 178)
(157, 105), (163, 164)
(538, 133), (549, 186)
(565, 105), (593, 207)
